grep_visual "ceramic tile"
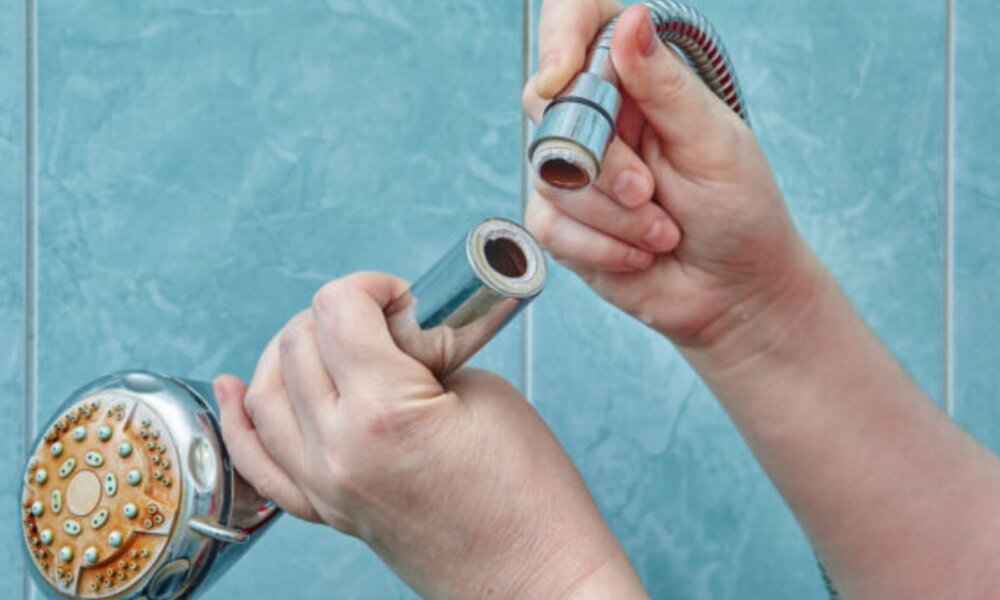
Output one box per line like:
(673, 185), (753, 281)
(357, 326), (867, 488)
(953, 0), (1000, 451)
(1, 0), (26, 595)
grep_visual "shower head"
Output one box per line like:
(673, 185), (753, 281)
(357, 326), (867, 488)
(18, 218), (546, 599)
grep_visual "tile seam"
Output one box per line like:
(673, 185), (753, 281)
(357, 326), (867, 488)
(521, 0), (534, 403)
(22, 0), (38, 598)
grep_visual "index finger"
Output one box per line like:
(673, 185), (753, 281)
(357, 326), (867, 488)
(535, 0), (622, 98)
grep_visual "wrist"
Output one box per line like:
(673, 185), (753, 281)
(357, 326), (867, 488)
(677, 241), (831, 377)
(498, 504), (645, 600)
(510, 533), (645, 600)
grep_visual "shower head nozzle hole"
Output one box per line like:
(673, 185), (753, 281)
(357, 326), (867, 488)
(484, 237), (528, 279)
(540, 158), (590, 190)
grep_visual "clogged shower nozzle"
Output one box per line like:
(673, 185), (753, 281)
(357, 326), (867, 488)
(528, 0), (750, 192)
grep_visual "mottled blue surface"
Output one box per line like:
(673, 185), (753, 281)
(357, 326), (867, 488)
(0, 0), (973, 598)
(0, 0), (25, 597)
(528, 0), (943, 598)
(954, 2), (1000, 450)
(28, 1), (520, 598)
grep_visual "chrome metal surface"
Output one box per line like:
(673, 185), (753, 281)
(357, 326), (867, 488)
(187, 519), (248, 544)
(21, 371), (256, 599)
(529, 0), (749, 190)
(386, 217), (547, 377)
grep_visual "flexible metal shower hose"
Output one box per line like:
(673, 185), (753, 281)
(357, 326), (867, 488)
(590, 0), (750, 122)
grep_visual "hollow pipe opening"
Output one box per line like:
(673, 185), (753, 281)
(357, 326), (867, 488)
(527, 1), (748, 193)
(540, 158), (590, 190)
(530, 139), (598, 191)
(484, 237), (529, 279)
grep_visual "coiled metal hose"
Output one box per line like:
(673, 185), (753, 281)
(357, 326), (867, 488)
(529, 0), (749, 190)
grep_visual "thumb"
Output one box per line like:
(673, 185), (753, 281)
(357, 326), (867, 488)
(535, 0), (622, 98)
(610, 5), (742, 165)
(312, 272), (439, 397)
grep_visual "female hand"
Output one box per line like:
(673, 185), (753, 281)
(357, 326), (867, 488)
(525, 1), (821, 369)
(215, 272), (648, 599)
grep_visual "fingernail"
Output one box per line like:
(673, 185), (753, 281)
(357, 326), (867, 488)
(536, 51), (558, 91)
(627, 247), (654, 268)
(612, 170), (645, 208)
(637, 10), (658, 57)
(643, 219), (674, 252)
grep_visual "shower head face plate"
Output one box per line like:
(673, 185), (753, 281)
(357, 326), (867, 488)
(21, 393), (182, 598)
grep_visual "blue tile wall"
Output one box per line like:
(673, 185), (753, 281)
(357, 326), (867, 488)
(1, 0), (976, 598)
(528, 0), (943, 598)
(0, 0), (25, 597)
(954, 2), (1000, 450)
(29, 1), (521, 598)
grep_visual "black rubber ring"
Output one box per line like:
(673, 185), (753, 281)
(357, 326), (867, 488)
(543, 96), (616, 133)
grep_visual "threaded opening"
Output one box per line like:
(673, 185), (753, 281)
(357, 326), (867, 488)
(484, 237), (528, 278)
(539, 158), (591, 190)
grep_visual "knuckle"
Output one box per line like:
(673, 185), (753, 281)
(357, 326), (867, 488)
(248, 470), (280, 503)
(629, 204), (663, 238)
(312, 280), (344, 314)
(242, 389), (264, 423)
(278, 327), (299, 356)
(278, 314), (313, 355)
(312, 286), (361, 337)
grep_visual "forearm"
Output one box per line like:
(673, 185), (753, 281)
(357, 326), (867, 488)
(682, 249), (1000, 599)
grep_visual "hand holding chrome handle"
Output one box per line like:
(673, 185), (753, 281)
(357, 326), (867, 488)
(19, 218), (546, 599)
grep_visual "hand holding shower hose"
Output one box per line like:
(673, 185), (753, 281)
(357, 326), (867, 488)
(526, 3), (843, 599)
(529, 0), (749, 191)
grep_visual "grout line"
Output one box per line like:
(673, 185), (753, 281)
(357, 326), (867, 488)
(521, 0), (534, 403)
(944, 0), (955, 418)
(22, 0), (38, 598)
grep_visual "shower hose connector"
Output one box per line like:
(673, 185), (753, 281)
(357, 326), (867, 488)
(528, 0), (749, 191)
